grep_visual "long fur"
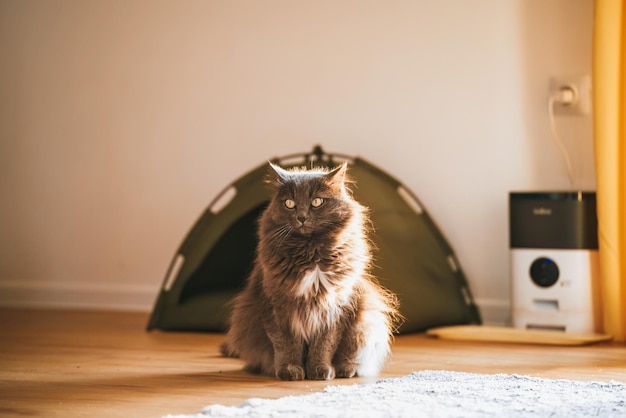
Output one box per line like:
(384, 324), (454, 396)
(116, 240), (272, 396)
(220, 162), (399, 380)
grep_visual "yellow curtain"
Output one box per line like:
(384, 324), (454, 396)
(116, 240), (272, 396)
(593, 0), (626, 342)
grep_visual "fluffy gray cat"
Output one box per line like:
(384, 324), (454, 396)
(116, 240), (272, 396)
(220, 162), (399, 381)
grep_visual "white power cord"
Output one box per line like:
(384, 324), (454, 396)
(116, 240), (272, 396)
(547, 87), (577, 189)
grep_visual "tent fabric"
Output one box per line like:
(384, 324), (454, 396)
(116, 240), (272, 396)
(147, 146), (481, 334)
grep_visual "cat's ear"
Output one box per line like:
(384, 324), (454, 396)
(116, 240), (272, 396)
(324, 162), (348, 192)
(268, 162), (291, 186)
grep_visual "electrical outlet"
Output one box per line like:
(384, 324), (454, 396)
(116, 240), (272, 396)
(549, 75), (591, 116)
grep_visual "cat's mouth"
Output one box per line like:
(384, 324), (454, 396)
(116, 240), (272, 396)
(294, 221), (314, 235)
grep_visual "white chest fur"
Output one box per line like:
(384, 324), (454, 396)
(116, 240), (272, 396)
(290, 265), (356, 342)
(296, 265), (332, 298)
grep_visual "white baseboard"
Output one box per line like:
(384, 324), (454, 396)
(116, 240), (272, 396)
(475, 298), (511, 326)
(0, 279), (511, 326)
(0, 279), (157, 312)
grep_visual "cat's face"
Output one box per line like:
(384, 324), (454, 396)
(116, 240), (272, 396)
(265, 163), (352, 236)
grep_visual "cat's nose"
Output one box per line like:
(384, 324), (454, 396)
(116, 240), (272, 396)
(297, 214), (307, 223)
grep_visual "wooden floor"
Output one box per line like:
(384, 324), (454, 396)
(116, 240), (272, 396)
(1, 309), (625, 418)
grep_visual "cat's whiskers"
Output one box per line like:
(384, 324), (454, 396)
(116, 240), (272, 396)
(271, 224), (293, 248)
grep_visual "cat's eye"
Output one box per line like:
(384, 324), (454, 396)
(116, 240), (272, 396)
(311, 197), (324, 208)
(284, 199), (296, 209)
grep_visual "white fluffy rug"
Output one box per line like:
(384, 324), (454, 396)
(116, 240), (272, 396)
(166, 370), (626, 418)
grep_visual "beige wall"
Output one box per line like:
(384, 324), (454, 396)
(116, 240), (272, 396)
(0, 0), (594, 322)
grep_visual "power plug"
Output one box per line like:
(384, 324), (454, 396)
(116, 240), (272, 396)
(555, 86), (577, 106)
(549, 75), (591, 116)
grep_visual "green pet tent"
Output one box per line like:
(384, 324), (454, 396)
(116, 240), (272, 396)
(147, 146), (481, 333)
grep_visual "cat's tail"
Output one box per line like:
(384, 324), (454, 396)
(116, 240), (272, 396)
(355, 281), (401, 377)
(355, 309), (392, 377)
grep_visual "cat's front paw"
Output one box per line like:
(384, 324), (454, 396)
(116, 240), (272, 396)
(335, 366), (357, 378)
(307, 364), (335, 380)
(276, 364), (305, 381)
